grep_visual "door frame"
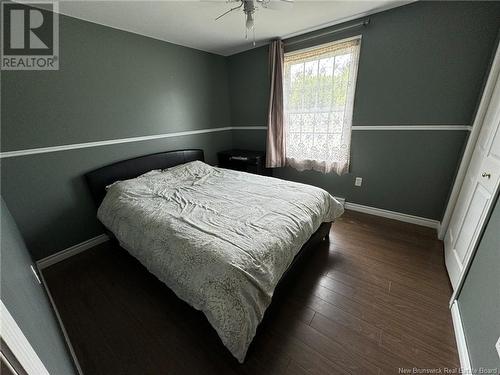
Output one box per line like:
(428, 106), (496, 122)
(0, 300), (49, 375)
(439, 40), (500, 241)
(440, 39), (500, 305)
(449, 188), (500, 306)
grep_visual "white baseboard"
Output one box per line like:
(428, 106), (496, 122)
(37, 234), (109, 270)
(36, 201), (438, 270)
(451, 301), (472, 372)
(37, 269), (85, 374)
(35, 200), (438, 270)
(333, 196), (346, 206)
(344, 202), (441, 231)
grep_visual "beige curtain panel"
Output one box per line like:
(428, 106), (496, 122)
(265, 40), (286, 168)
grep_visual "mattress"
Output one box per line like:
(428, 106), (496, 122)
(97, 160), (344, 362)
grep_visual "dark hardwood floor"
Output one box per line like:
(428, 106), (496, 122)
(42, 210), (460, 375)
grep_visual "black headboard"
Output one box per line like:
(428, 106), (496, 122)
(85, 149), (204, 206)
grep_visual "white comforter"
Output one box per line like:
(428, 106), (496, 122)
(97, 160), (344, 362)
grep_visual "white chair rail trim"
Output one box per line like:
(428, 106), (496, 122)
(0, 124), (471, 159)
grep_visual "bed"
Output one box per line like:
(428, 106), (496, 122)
(85, 149), (344, 363)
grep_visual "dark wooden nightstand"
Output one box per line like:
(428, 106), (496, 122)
(217, 149), (270, 176)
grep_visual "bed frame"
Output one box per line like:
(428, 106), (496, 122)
(85, 147), (331, 263)
(85, 146), (331, 262)
(84, 148), (332, 347)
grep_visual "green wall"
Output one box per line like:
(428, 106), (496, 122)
(228, 1), (500, 220)
(233, 130), (468, 219)
(228, 46), (270, 127)
(1, 15), (230, 152)
(1, 199), (77, 374)
(1, 14), (232, 259)
(1, 133), (231, 260)
(2, 1), (500, 260)
(458, 196), (500, 369)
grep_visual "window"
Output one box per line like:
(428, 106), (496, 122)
(283, 36), (361, 175)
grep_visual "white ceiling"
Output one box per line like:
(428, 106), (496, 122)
(55, 1), (413, 56)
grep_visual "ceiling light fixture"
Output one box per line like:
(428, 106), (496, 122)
(215, 0), (293, 47)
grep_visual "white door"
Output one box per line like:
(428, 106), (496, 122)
(444, 71), (500, 290)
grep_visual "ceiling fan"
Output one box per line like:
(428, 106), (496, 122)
(215, 0), (293, 45)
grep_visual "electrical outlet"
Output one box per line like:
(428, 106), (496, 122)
(354, 177), (362, 187)
(496, 336), (500, 359)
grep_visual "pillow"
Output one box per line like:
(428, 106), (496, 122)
(105, 169), (163, 190)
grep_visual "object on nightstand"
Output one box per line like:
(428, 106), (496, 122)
(217, 149), (270, 176)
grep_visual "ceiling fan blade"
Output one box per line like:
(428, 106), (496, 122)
(215, 1), (243, 21)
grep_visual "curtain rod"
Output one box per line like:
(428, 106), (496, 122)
(284, 18), (370, 47)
